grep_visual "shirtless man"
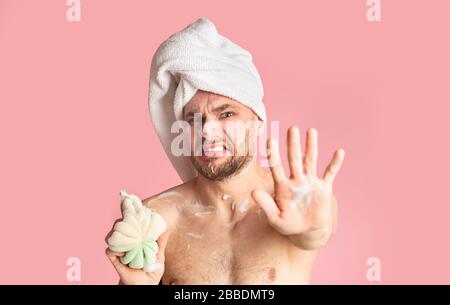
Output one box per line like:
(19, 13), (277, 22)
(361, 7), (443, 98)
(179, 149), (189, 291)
(105, 89), (345, 284)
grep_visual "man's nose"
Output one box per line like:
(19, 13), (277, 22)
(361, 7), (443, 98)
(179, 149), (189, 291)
(201, 117), (222, 140)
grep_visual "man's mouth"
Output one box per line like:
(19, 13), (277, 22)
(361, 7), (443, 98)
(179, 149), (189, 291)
(202, 143), (229, 159)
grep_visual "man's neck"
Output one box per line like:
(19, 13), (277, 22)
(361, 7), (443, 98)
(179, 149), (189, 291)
(193, 159), (269, 211)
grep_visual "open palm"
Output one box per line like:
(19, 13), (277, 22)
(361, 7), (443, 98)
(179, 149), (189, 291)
(252, 127), (345, 236)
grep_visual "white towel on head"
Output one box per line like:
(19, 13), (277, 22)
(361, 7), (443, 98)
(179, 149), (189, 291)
(148, 17), (266, 182)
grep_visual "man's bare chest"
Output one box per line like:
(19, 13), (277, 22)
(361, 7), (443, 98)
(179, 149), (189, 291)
(162, 208), (288, 284)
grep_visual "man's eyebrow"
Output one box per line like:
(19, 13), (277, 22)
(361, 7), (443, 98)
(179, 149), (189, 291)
(184, 104), (236, 119)
(211, 104), (235, 113)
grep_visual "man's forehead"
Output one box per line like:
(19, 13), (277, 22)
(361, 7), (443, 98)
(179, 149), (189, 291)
(183, 92), (244, 114)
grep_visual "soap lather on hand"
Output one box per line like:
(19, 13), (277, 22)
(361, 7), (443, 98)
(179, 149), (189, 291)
(107, 190), (168, 273)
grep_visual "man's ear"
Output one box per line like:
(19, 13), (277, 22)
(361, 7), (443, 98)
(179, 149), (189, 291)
(256, 117), (265, 133)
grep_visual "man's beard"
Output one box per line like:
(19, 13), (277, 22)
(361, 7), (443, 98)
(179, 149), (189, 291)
(190, 154), (253, 181)
(190, 125), (257, 181)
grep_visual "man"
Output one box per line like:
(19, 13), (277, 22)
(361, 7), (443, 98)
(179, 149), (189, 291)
(105, 18), (345, 285)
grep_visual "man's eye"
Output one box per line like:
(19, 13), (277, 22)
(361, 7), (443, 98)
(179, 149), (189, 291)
(221, 112), (234, 118)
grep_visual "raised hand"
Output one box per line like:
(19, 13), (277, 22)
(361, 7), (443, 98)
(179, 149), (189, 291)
(252, 126), (345, 249)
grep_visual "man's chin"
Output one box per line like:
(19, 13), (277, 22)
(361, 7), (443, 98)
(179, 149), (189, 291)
(197, 154), (231, 164)
(191, 154), (253, 181)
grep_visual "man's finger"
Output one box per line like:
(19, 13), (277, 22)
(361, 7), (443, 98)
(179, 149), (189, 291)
(156, 229), (171, 263)
(323, 148), (345, 184)
(267, 138), (288, 184)
(287, 126), (303, 180)
(251, 189), (282, 226)
(105, 248), (128, 275)
(141, 230), (171, 275)
(304, 128), (318, 176)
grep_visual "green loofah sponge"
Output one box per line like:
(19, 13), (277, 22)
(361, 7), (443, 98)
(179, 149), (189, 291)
(108, 190), (167, 271)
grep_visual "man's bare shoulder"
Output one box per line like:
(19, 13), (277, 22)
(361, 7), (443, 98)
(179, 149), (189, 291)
(141, 179), (196, 227)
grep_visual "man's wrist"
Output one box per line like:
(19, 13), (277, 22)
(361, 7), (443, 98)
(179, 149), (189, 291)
(287, 225), (332, 250)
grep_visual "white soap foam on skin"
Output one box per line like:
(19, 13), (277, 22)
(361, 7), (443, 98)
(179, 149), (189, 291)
(150, 191), (185, 206)
(238, 198), (250, 213)
(191, 200), (216, 217)
(192, 201), (202, 209)
(222, 194), (231, 201)
(194, 210), (215, 217)
(177, 199), (216, 218)
(290, 182), (315, 210)
(186, 232), (203, 239)
(144, 262), (161, 273)
(152, 191), (185, 214)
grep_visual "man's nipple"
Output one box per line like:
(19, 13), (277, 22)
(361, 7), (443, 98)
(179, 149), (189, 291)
(267, 267), (277, 282)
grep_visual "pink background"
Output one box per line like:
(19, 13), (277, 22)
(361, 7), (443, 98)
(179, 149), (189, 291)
(1, 0), (449, 284)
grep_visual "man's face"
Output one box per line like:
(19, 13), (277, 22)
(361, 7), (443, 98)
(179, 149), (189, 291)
(183, 90), (261, 181)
